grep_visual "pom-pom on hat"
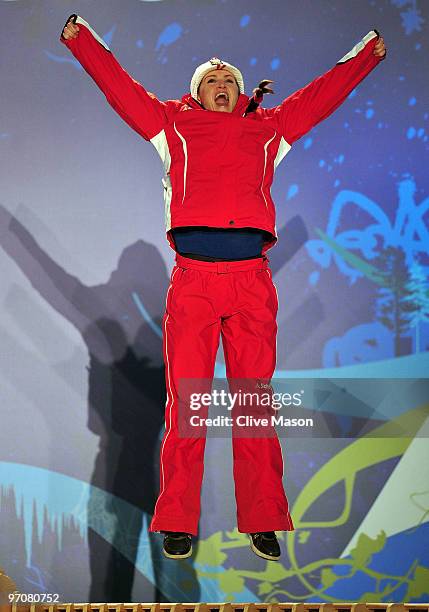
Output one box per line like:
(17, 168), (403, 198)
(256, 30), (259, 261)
(190, 57), (244, 101)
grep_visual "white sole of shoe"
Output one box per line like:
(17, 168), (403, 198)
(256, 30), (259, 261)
(163, 545), (193, 559)
(248, 534), (280, 561)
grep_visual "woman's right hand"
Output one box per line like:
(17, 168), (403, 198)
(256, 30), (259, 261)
(62, 16), (80, 40)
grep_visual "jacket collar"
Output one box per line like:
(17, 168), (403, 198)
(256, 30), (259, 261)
(181, 93), (251, 116)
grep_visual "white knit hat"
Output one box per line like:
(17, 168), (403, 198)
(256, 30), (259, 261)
(190, 57), (244, 100)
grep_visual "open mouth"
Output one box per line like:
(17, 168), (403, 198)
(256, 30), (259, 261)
(215, 92), (229, 103)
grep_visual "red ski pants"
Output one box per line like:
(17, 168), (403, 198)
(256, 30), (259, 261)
(149, 253), (294, 535)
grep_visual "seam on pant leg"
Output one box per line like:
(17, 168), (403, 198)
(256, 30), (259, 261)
(152, 266), (180, 519)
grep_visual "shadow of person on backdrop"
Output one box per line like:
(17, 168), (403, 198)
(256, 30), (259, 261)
(0, 203), (201, 602)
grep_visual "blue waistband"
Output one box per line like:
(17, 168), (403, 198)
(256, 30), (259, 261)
(171, 227), (267, 261)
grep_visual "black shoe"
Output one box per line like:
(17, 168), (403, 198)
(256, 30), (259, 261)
(248, 531), (281, 560)
(162, 531), (192, 559)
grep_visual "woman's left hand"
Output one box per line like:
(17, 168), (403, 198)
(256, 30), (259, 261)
(374, 35), (387, 58)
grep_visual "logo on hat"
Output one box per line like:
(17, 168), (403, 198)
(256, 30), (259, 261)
(209, 57), (226, 69)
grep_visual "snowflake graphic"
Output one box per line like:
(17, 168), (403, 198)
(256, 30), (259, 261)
(391, 0), (412, 7)
(400, 7), (425, 34)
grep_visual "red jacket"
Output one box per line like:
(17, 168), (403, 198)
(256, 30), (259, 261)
(61, 17), (384, 254)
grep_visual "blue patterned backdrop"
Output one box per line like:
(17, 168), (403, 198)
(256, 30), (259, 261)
(1, 0), (428, 604)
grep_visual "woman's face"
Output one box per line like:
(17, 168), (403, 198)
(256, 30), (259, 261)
(197, 69), (240, 113)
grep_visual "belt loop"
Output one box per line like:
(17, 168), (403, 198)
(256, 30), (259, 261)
(217, 262), (229, 274)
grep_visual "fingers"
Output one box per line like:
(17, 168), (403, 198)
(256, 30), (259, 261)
(62, 18), (80, 40)
(373, 36), (387, 58)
